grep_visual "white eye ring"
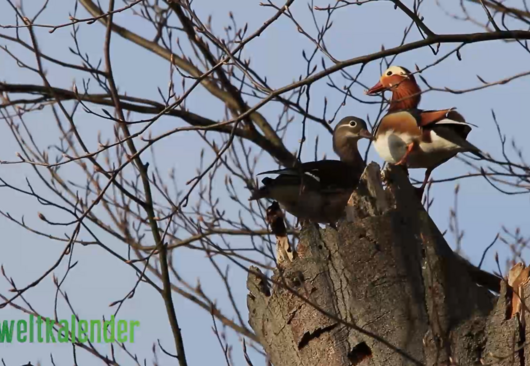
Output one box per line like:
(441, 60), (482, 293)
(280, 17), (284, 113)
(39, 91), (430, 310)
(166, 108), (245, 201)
(349, 120), (357, 127)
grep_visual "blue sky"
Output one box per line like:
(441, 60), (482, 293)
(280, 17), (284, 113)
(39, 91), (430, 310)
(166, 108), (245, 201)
(0, 0), (529, 365)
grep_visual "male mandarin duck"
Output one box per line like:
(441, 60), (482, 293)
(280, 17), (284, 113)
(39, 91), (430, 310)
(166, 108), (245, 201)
(249, 117), (372, 225)
(366, 66), (484, 194)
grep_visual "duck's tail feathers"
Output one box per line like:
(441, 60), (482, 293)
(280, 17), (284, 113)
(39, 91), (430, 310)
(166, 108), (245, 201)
(433, 126), (485, 158)
(458, 139), (485, 159)
(469, 146), (486, 159)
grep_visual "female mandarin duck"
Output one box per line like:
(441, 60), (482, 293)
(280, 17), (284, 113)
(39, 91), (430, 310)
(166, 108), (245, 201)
(249, 117), (372, 225)
(366, 66), (484, 195)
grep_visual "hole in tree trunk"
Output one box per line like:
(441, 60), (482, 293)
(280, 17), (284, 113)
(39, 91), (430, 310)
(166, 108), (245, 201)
(348, 342), (372, 365)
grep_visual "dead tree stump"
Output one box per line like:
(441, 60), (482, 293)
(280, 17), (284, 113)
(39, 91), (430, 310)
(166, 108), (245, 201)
(247, 163), (520, 366)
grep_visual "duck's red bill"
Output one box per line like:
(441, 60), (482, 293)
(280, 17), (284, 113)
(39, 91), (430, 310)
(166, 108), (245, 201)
(365, 81), (386, 95)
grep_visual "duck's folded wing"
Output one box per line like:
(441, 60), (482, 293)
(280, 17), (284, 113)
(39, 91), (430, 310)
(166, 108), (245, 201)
(258, 168), (320, 189)
(431, 125), (484, 158)
(420, 109), (481, 140)
(258, 160), (344, 180)
(419, 108), (459, 126)
(419, 109), (477, 127)
(301, 161), (362, 189)
(257, 160), (356, 189)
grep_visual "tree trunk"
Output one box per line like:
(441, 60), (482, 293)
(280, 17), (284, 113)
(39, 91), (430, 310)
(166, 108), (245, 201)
(247, 163), (525, 366)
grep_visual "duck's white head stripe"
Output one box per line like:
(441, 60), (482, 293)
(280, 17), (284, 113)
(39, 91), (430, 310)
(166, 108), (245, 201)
(384, 66), (409, 77)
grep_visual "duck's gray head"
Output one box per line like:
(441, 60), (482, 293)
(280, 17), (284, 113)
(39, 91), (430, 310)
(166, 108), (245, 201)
(332, 116), (372, 162)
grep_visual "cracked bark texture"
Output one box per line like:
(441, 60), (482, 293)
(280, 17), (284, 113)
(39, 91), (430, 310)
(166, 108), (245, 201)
(247, 163), (521, 366)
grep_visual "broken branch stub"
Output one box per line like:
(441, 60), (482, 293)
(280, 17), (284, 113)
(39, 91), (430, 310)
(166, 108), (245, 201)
(266, 201), (295, 265)
(247, 163), (505, 366)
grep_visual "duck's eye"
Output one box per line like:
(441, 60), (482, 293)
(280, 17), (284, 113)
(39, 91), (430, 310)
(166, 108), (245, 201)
(386, 71), (393, 76)
(349, 120), (357, 127)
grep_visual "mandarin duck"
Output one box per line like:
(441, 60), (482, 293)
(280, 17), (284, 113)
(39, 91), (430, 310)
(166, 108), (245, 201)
(249, 117), (372, 225)
(366, 66), (484, 195)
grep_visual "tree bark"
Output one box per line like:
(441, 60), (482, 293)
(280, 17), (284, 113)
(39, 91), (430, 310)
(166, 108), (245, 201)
(247, 163), (524, 366)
